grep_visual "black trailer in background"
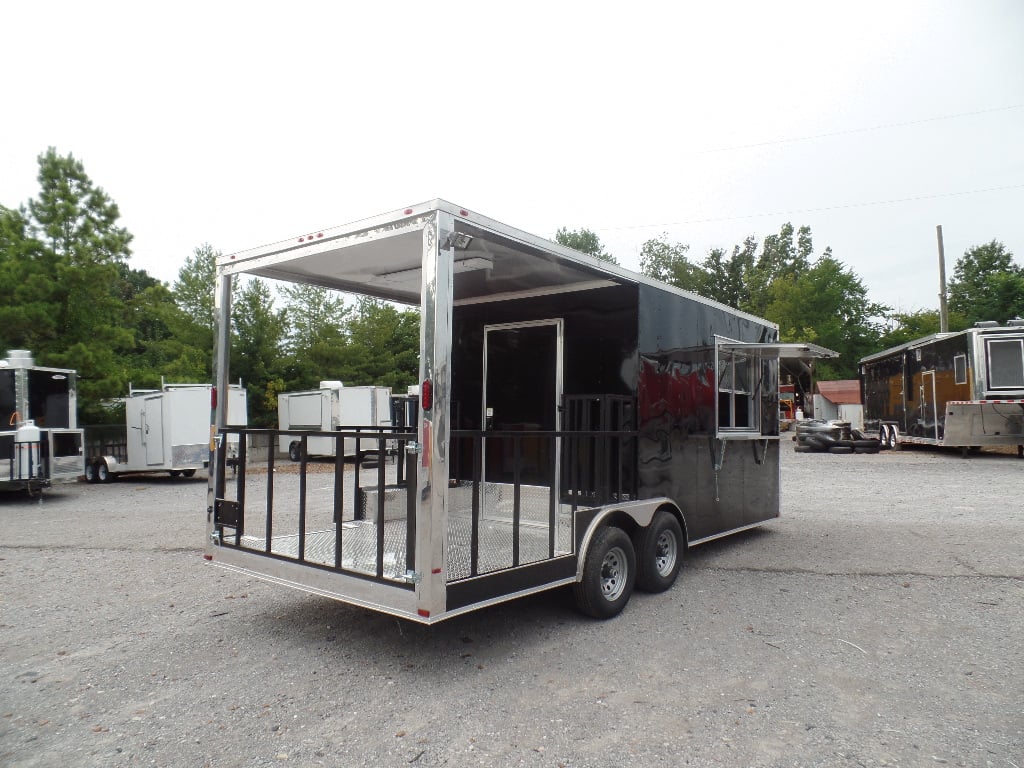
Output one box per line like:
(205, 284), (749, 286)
(0, 350), (84, 493)
(206, 201), (834, 622)
(860, 322), (1024, 454)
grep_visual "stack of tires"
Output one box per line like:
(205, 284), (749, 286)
(794, 420), (881, 455)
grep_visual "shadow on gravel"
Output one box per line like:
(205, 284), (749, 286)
(684, 525), (775, 566)
(237, 527), (780, 673)
(0, 484), (82, 507)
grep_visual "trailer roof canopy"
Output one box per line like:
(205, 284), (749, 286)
(219, 201), (774, 327)
(222, 201), (625, 306)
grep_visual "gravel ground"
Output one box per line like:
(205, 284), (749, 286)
(1, 444), (1022, 768)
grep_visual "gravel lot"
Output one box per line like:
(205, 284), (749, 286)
(1, 444), (1022, 768)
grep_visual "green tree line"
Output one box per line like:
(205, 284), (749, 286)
(2, 149), (1021, 424)
(0, 149), (419, 425)
(558, 226), (1023, 379)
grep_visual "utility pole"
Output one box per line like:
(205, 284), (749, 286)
(937, 225), (949, 333)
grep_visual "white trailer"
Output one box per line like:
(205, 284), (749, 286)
(0, 350), (84, 494)
(86, 383), (247, 481)
(277, 381), (393, 461)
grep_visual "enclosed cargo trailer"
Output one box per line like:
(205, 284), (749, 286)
(860, 321), (1024, 454)
(86, 383), (247, 481)
(0, 350), (84, 493)
(205, 201), (834, 622)
(277, 382), (393, 461)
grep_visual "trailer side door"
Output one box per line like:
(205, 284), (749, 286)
(483, 320), (563, 487)
(144, 396), (164, 465)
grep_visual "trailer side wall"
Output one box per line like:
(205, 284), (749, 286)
(636, 283), (780, 540)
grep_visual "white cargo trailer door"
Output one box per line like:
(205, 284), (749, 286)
(144, 396), (165, 465)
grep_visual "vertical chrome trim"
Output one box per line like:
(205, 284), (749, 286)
(207, 268), (233, 541)
(417, 211), (454, 617)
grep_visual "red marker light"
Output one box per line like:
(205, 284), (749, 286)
(460, 209), (469, 217)
(421, 379), (432, 411)
(404, 208), (413, 215)
(211, 387), (218, 409)
(203, 554), (213, 561)
(417, 609), (430, 618)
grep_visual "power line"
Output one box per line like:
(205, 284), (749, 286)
(595, 183), (1024, 233)
(698, 104), (1024, 154)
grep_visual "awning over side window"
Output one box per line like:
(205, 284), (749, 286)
(716, 342), (838, 360)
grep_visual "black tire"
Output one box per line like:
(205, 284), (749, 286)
(84, 462), (98, 484)
(805, 434), (833, 452)
(288, 441), (302, 462)
(854, 445), (880, 454)
(96, 461), (111, 483)
(169, 470), (182, 478)
(794, 444), (814, 453)
(633, 511), (684, 593)
(183, 468), (197, 478)
(828, 446), (854, 455)
(574, 526), (636, 619)
(851, 439), (880, 450)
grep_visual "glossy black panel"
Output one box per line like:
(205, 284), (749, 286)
(451, 284), (639, 431)
(635, 285), (779, 539)
(450, 281), (782, 542)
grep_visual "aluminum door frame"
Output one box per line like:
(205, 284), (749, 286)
(920, 370), (939, 440)
(481, 318), (564, 489)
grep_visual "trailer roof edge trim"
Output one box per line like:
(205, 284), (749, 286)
(858, 324), (1024, 365)
(217, 199), (777, 331)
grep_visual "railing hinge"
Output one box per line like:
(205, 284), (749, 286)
(403, 570), (422, 584)
(405, 441), (423, 455)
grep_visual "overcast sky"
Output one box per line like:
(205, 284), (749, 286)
(2, 1), (1022, 317)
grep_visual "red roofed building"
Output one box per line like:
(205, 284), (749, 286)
(813, 380), (863, 428)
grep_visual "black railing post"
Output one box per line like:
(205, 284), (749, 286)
(265, 431), (275, 553)
(405, 446), (416, 574)
(512, 435), (521, 567)
(235, 432), (247, 543)
(471, 434), (481, 577)
(334, 433), (344, 568)
(549, 432), (558, 557)
(353, 431), (363, 520)
(375, 436), (386, 579)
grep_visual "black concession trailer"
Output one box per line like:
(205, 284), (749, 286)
(205, 201), (835, 622)
(0, 349), (85, 494)
(860, 321), (1024, 454)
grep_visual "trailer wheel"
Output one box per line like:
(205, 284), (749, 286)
(96, 460), (111, 483)
(84, 462), (98, 483)
(574, 526), (636, 619)
(183, 469), (197, 478)
(169, 470), (182, 478)
(633, 511), (684, 593)
(288, 441), (302, 462)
